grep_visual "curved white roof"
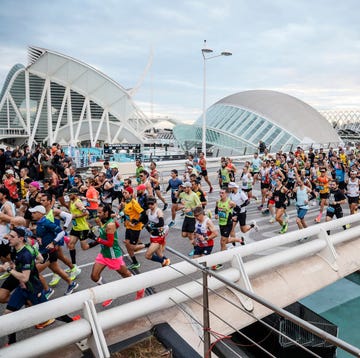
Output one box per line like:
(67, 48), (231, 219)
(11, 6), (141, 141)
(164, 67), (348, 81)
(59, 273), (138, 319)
(216, 90), (340, 143)
(0, 46), (156, 147)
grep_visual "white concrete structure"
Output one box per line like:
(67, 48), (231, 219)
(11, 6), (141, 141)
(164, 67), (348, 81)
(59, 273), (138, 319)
(0, 46), (155, 147)
(174, 90), (341, 154)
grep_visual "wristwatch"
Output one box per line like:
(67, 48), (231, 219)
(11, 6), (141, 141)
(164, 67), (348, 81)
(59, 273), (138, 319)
(6, 267), (12, 273)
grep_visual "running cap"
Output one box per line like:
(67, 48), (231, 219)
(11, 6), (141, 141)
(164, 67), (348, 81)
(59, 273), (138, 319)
(29, 205), (46, 214)
(228, 182), (239, 188)
(125, 186), (134, 195)
(181, 181), (192, 188)
(351, 170), (358, 174)
(5, 169), (14, 175)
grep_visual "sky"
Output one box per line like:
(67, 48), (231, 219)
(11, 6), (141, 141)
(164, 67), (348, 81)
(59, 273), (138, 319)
(0, 0), (359, 126)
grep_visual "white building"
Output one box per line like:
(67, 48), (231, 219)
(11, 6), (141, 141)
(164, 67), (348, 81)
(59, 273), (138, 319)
(0, 46), (154, 147)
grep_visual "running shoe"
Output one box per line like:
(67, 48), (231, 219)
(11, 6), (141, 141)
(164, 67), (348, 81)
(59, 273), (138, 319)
(209, 187), (213, 193)
(65, 281), (79, 295)
(72, 315), (81, 321)
(269, 217), (275, 223)
(188, 249), (195, 257)
(0, 272), (10, 280)
(211, 264), (223, 271)
(49, 273), (61, 287)
(257, 205), (263, 211)
(102, 299), (113, 307)
(127, 262), (141, 270)
(163, 203), (168, 211)
(280, 222), (288, 234)
(250, 220), (259, 232)
(162, 258), (171, 267)
(168, 220), (175, 228)
(345, 223), (351, 229)
(35, 318), (56, 329)
(70, 266), (82, 281)
(44, 288), (55, 300)
(261, 208), (270, 215)
(135, 288), (145, 300)
(314, 214), (322, 223)
(240, 237), (245, 245)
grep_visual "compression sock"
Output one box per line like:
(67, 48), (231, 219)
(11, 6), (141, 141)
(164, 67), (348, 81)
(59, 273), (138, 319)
(150, 254), (163, 263)
(69, 249), (76, 265)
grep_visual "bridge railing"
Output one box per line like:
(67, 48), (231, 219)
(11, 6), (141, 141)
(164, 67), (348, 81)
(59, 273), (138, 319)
(1, 214), (360, 357)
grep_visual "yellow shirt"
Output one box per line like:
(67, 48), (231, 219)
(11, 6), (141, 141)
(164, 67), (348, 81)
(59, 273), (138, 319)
(70, 198), (89, 231)
(124, 199), (144, 231)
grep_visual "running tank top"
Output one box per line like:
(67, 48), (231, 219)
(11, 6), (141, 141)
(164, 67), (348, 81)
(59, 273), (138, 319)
(194, 217), (213, 247)
(347, 178), (359, 197)
(99, 218), (122, 259)
(296, 187), (309, 208)
(241, 173), (252, 190)
(217, 199), (232, 226)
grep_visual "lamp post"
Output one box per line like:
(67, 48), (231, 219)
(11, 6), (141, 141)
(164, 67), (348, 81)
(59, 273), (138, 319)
(201, 40), (232, 156)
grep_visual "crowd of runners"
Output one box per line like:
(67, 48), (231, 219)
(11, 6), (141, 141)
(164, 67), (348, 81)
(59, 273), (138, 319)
(0, 141), (359, 344)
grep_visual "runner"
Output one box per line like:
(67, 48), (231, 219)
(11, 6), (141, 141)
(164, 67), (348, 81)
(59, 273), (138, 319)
(67, 187), (91, 269)
(228, 182), (259, 245)
(29, 205), (79, 296)
(325, 180), (347, 234)
(272, 177), (289, 234)
(0, 227), (54, 344)
(215, 189), (243, 250)
(89, 203), (145, 307)
(122, 186), (148, 269)
(294, 177), (312, 239)
(198, 152), (213, 193)
(345, 170), (359, 215)
(149, 161), (168, 210)
(143, 196), (170, 267)
(193, 206), (220, 269)
(177, 182), (201, 255)
(165, 169), (183, 227)
(314, 167), (331, 223)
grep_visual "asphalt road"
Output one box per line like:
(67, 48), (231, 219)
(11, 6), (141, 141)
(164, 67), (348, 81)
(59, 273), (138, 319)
(0, 159), (353, 347)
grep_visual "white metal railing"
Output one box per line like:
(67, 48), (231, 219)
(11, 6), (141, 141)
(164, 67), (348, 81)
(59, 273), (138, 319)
(1, 214), (360, 357)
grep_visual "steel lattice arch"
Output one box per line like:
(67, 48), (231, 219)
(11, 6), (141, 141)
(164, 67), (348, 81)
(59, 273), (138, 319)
(0, 46), (156, 147)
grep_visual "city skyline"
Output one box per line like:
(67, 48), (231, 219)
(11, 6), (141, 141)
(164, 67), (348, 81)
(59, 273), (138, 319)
(1, 0), (359, 125)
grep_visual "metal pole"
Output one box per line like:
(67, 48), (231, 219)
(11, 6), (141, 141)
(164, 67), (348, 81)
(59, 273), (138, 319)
(202, 54), (207, 156)
(166, 246), (360, 357)
(201, 261), (211, 358)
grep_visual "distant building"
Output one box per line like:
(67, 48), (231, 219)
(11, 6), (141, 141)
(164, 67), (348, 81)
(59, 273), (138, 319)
(0, 46), (155, 147)
(174, 90), (341, 155)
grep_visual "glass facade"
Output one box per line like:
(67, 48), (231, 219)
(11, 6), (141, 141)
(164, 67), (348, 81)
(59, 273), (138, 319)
(174, 103), (301, 155)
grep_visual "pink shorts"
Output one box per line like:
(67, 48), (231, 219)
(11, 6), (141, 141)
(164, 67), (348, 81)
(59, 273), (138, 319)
(95, 253), (125, 270)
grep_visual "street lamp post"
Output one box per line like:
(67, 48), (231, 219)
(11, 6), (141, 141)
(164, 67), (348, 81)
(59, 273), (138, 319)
(201, 40), (232, 156)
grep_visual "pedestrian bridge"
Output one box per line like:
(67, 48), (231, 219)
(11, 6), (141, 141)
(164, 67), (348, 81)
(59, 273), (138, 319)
(1, 215), (360, 357)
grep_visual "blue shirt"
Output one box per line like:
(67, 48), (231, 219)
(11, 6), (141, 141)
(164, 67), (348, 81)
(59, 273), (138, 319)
(35, 216), (62, 254)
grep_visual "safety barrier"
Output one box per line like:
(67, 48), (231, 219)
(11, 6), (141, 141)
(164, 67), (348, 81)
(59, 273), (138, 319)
(1, 214), (360, 357)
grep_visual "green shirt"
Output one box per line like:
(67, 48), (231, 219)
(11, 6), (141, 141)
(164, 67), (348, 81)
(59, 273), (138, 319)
(217, 199), (232, 226)
(179, 191), (201, 218)
(99, 218), (122, 259)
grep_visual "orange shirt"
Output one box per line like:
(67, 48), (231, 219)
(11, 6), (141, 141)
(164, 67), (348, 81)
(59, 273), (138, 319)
(86, 186), (99, 210)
